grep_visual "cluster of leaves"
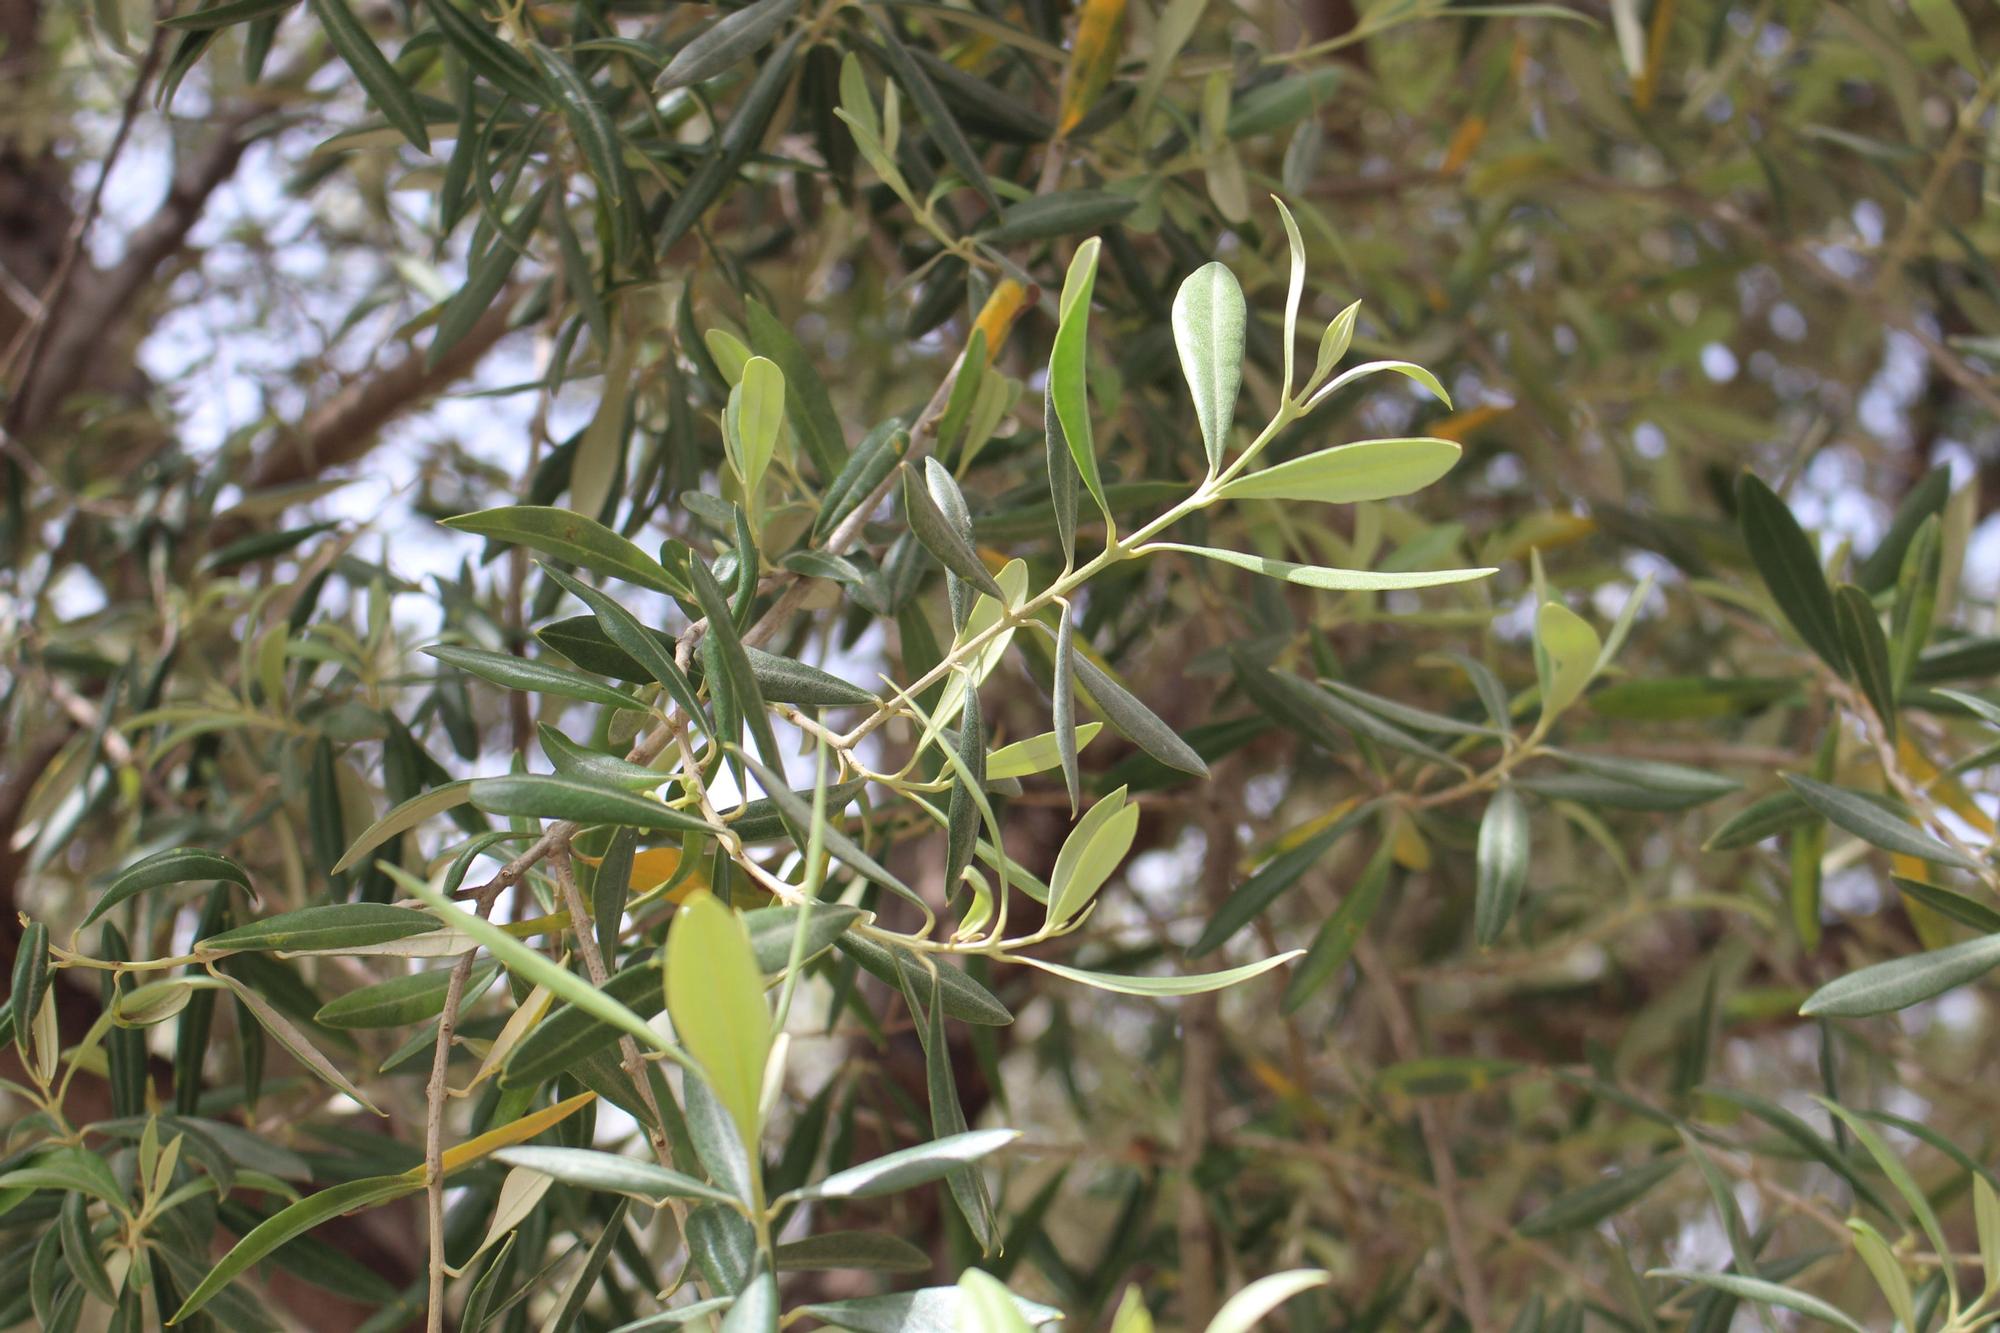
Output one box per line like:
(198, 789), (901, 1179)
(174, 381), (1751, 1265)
(7, 0), (2000, 1328)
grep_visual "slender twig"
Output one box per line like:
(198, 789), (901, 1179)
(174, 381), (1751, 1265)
(0, 25), (165, 407)
(1355, 938), (1494, 1333)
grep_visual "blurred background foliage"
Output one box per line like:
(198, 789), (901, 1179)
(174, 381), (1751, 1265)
(4, 0), (2000, 1326)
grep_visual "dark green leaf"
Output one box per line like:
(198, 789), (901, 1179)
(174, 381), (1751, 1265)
(199, 904), (441, 954)
(84, 847), (251, 929)
(1474, 785), (1530, 948)
(423, 643), (641, 710)
(1781, 774), (1980, 869)
(468, 775), (716, 835)
(1735, 472), (1847, 675)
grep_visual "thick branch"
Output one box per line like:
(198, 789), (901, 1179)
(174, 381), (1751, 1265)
(237, 297), (525, 497)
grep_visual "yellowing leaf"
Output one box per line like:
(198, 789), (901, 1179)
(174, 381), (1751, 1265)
(432, 1090), (597, 1177)
(971, 279), (1030, 362)
(1057, 0), (1126, 133)
(1535, 601), (1601, 724)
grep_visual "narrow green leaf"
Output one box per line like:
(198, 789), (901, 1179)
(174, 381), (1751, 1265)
(468, 775), (715, 835)
(1069, 649), (1209, 777)
(745, 298), (846, 478)
(776, 1231), (930, 1272)
(1193, 803), (1373, 957)
(1847, 1218), (1915, 1333)
(1283, 840), (1392, 1012)
(85, 848), (253, 929)
(1517, 1157), (1682, 1236)
(657, 0), (802, 91)
(1834, 584), (1897, 740)
(1736, 472), (1847, 675)
(422, 644), (640, 711)
(442, 506), (689, 596)
(1143, 541), (1493, 591)
(1049, 239), (1109, 519)
(1045, 387), (1079, 567)
(1216, 437), (1462, 505)
(540, 724), (674, 790)
(332, 783), (473, 875)
(169, 1175), (421, 1323)
(310, 0), (429, 151)
(903, 464), (1003, 597)
(867, 14), (1001, 210)
(1473, 785), (1530, 948)
(538, 565), (706, 726)
(836, 932), (1012, 1025)
(732, 356), (787, 497)
(531, 42), (630, 215)
(1703, 791), (1815, 851)
(1818, 1095), (1961, 1311)
(1306, 358), (1452, 412)
(692, 558), (782, 772)
(315, 961), (498, 1029)
(987, 720), (1102, 781)
(199, 904), (439, 954)
(1800, 932), (2000, 1016)
(981, 189), (1136, 244)
(1892, 876), (2000, 933)
(1015, 949), (1303, 996)
(1781, 774), (1980, 869)
(1645, 1271), (1863, 1333)
(793, 1129), (1019, 1201)
(493, 1146), (739, 1206)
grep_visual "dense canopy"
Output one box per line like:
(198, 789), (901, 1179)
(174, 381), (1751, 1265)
(3, 0), (2000, 1329)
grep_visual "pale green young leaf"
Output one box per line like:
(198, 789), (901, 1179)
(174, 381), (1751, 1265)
(1817, 1097), (1958, 1309)
(959, 1269), (1035, 1333)
(1846, 1219), (1915, 1333)
(986, 722), (1103, 780)
(1307, 359), (1452, 412)
(1307, 300), (1361, 396)
(397, 865), (674, 1058)
(1049, 238), (1110, 519)
(1273, 198), (1307, 400)
(1975, 1173), (2000, 1293)
(1204, 1270), (1333, 1333)
(667, 891), (772, 1152)
(1172, 260), (1246, 472)
(1048, 788), (1140, 927)
(1535, 602), (1602, 723)
(1645, 1271), (1864, 1332)
(1216, 438), (1462, 505)
(732, 355), (786, 497)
